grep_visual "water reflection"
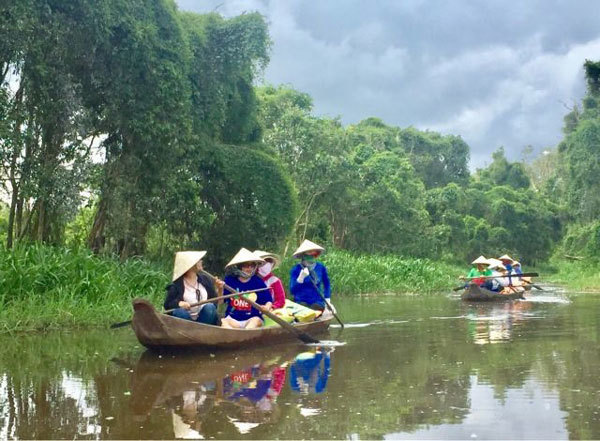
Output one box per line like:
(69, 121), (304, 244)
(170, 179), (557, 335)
(465, 301), (534, 345)
(129, 345), (317, 438)
(290, 348), (331, 395)
(1, 292), (600, 439)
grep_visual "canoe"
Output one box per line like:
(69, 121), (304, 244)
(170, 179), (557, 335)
(131, 298), (332, 350)
(461, 283), (525, 301)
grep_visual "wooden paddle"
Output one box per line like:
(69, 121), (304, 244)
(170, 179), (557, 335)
(521, 278), (544, 290)
(109, 286), (271, 329)
(201, 270), (321, 345)
(463, 272), (539, 280)
(307, 267), (344, 329)
(453, 272), (540, 291)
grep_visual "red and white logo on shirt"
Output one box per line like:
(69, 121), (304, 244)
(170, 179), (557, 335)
(231, 296), (252, 311)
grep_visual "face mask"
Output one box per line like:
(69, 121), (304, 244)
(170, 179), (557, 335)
(301, 255), (317, 269)
(258, 262), (273, 277)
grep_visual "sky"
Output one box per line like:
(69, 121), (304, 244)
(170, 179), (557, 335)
(176, 0), (600, 168)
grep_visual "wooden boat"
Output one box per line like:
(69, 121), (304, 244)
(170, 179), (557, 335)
(131, 298), (332, 350)
(461, 283), (525, 301)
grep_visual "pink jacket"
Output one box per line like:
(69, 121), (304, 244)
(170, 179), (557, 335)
(261, 273), (286, 309)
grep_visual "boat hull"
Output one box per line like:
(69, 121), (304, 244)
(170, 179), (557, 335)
(131, 298), (332, 350)
(461, 284), (525, 301)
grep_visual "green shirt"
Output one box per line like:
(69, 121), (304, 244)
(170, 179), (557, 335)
(466, 267), (492, 278)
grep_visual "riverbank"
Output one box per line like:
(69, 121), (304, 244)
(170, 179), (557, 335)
(0, 244), (462, 333)
(541, 260), (600, 293)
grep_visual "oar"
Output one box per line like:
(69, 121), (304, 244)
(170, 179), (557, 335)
(521, 278), (544, 291)
(201, 270), (320, 345)
(453, 272), (540, 291)
(109, 286), (271, 329)
(308, 267), (344, 329)
(464, 272), (538, 280)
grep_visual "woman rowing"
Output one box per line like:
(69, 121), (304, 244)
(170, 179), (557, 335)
(221, 248), (273, 329)
(460, 255), (492, 286)
(289, 239), (333, 314)
(164, 251), (223, 325)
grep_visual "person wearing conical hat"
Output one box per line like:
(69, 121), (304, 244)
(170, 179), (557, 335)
(164, 251), (224, 325)
(254, 250), (286, 309)
(512, 260), (523, 276)
(221, 248), (273, 329)
(289, 239), (332, 313)
(498, 254), (515, 272)
(459, 256), (492, 286)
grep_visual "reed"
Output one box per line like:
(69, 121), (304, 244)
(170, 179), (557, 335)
(0, 244), (169, 333)
(543, 259), (600, 292)
(276, 249), (462, 295)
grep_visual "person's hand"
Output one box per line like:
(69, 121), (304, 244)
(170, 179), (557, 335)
(214, 278), (225, 292)
(261, 302), (273, 312)
(178, 301), (191, 310)
(297, 267), (310, 283)
(325, 300), (336, 314)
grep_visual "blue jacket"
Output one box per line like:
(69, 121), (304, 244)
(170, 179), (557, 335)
(289, 262), (331, 307)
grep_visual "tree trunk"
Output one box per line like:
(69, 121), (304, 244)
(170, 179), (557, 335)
(88, 196), (108, 253)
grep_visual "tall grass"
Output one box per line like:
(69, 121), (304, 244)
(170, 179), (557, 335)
(0, 244), (169, 333)
(276, 249), (463, 295)
(541, 259), (600, 292)
(0, 245), (464, 333)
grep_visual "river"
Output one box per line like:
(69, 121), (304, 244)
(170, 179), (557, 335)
(1, 286), (599, 439)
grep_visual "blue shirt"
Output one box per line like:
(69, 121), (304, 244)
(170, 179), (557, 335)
(289, 262), (331, 307)
(223, 275), (270, 321)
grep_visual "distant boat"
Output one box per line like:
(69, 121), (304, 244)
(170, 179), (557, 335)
(131, 298), (332, 350)
(461, 283), (526, 301)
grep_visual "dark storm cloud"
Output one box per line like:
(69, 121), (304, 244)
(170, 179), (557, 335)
(176, 0), (600, 167)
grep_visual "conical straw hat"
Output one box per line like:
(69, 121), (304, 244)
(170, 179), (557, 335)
(254, 250), (281, 269)
(471, 255), (488, 265)
(486, 258), (503, 269)
(172, 251), (207, 281)
(225, 248), (265, 269)
(292, 239), (325, 258)
(498, 254), (514, 262)
(488, 260), (506, 270)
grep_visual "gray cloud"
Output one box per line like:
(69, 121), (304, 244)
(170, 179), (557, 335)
(177, 0), (600, 168)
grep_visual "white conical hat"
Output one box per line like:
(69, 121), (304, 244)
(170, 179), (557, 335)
(486, 258), (503, 269)
(172, 251), (207, 281)
(513, 261), (521, 266)
(225, 248), (265, 269)
(254, 250), (281, 269)
(292, 239), (325, 258)
(489, 260), (506, 270)
(498, 254), (514, 262)
(471, 255), (488, 265)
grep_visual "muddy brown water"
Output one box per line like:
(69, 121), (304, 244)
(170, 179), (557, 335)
(1, 287), (599, 439)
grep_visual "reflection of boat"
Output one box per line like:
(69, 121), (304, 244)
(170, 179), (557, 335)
(129, 345), (300, 419)
(461, 284), (525, 301)
(131, 298), (332, 350)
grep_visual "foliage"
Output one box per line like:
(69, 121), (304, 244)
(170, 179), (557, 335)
(195, 143), (297, 268)
(274, 249), (462, 296)
(0, 243), (169, 333)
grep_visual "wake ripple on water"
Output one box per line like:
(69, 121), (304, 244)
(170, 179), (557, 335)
(331, 319), (410, 329)
(524, 295), (571, 304)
